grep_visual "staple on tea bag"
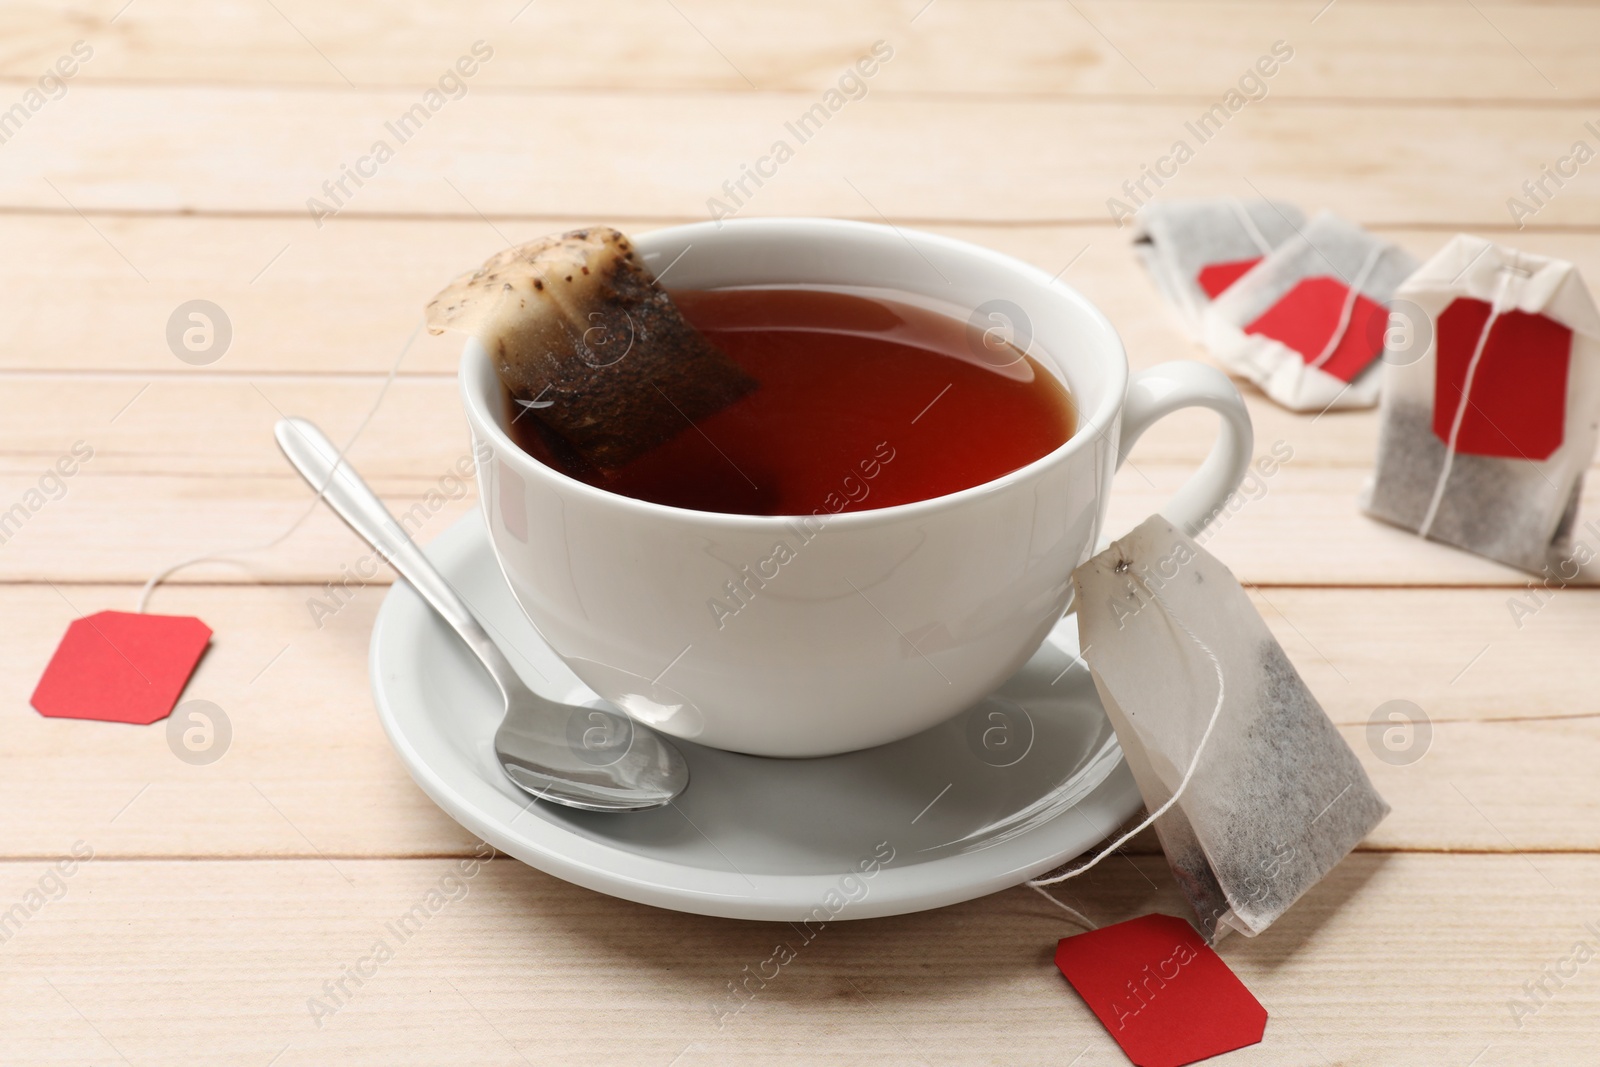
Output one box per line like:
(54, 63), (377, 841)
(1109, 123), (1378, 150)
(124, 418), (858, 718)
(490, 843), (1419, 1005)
(1362, 234), (1600, 573)
(1203, 212), (1418, 413)
(1041, 514), (1388, 941)
(1133, 198), (1307, 338)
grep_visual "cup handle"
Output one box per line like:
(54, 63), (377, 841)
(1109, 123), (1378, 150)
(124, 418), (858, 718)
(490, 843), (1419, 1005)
(1116, 360), (1254, 538)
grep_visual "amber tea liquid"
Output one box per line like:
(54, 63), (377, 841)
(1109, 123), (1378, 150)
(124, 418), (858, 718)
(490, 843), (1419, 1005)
(506, 287), (1076, 515)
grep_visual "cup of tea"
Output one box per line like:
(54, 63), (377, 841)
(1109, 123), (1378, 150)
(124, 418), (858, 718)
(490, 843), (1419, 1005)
(460, 218), (1252, 757)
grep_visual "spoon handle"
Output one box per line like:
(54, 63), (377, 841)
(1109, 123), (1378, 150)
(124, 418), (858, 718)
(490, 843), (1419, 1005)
(273, 417), (529, 700)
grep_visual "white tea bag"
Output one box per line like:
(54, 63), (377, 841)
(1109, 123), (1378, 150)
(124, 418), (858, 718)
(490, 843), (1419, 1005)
(1362, 235), (1600, 574)
(1072, 515), (1389, 940)
(1203, 212), (1418, 412)
(1133, 197), (1306, 338)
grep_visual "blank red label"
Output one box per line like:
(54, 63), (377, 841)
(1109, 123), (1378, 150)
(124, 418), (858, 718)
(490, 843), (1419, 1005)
(1433, 297), (1571, 460)
(1243, 276), (1387, 383)
(31, 611), (212, 725)
(1055, 914), (1267, 1067)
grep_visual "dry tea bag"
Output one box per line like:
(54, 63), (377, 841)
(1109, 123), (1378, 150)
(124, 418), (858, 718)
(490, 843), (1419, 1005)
(1068, 515), (1389, 940)
(426, 226), (756, 476)
(1362, 235), (1600, 573)
(1134, 197), (1306, 338)
(1203, 212), (1417, 412)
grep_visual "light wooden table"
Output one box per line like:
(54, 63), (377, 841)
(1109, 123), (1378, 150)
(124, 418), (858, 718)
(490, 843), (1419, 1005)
(3, 2), (1597, 1063)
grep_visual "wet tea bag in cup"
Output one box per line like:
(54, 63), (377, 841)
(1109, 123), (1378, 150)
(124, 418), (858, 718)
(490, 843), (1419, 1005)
(1203, 212), (1418, 412)
(1362, 235), (1600, 574)
(1063, 514), (1389, 940)
(1133, 198), (1306, 338)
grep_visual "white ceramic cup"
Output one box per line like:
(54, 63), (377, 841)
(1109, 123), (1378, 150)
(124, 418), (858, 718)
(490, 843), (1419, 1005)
(460, 218), (1252, 757)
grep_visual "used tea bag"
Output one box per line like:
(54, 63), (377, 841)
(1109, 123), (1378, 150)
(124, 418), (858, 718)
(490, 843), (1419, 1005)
(426, 226), (756, 475)
(1069, 515), (1389, 940)
(1362, 235), (1600, 573)
(1133, 197), (1306, 338)
(1203, 212), (1418, 412)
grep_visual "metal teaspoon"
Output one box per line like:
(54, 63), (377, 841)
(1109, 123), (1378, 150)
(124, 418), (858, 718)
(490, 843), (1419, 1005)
(274, 417), (689, 813)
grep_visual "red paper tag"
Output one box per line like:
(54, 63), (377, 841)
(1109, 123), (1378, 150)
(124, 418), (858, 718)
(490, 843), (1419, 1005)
(1244, 276), (1387, 383)
(31, 611), (212, 725)
(1433, 297), (1572, 460)
(1055, 914), (1267, 1067)
(1196, 258), (1261, 300)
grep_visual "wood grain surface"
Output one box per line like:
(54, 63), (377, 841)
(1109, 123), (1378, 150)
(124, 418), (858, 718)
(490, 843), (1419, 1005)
(2, 1), (1596, 1063)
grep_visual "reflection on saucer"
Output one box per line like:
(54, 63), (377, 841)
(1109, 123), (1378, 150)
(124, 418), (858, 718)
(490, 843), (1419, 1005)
(565, 658), (706, 739)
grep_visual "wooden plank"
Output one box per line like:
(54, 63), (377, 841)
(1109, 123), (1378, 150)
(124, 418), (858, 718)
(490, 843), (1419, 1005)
(7, 367), (1600, 485)
(1106, 463), (1600, 586)
(0, 471), (477, 584)
(0, 376), (480, 478)
(0, 853), (1592, 1063)
(0, 0), (1590, 100)
(2, 215), (1596, 377)
(5, 457), (1593, 586)
(0, 212), (494, 377)
(1, 87), (1596, 224)
(1, 583), (482, 860)
(0, 376), (1387, 477)
(1253, 588), (1600, 728)
(1353, 717), (1600, 856)
(3, 585), (1598, 857)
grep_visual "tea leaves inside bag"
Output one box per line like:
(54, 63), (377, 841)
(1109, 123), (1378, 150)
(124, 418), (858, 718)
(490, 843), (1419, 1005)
(1073, 515), (1389, 939)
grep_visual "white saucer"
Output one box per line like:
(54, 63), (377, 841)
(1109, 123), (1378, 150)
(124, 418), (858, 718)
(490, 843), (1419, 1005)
(370, 511), (1140, 921)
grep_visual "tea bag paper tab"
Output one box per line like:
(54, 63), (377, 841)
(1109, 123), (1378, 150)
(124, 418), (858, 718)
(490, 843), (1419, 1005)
(1055, 914), (1267, 1067)
(1202, 211), (1419, 412)
(32, 611), (212, 725)
(1362, 234), (1600, 574)
(1133, 198), (1306, 338)
(1073, 516), (1388, 939)
(426, 226), (756, 475)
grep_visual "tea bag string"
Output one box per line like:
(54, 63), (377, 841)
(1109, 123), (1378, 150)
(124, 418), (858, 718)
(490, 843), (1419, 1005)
(135, 317), (423, 613)
(1027, 570), (1227, 928)
(1307, 243), (1386, 372)
(1226, 198), (1274, 256)
(1417, 264), (1519, 539)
